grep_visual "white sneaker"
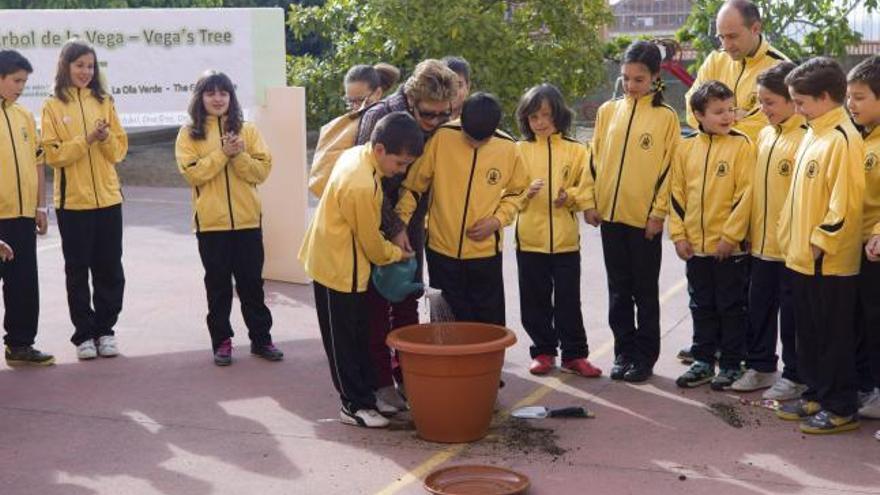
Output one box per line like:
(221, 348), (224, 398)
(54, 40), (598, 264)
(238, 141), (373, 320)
(376, 385), (408, 411)
(76, 340), (98, 360)
(375, 396), (399, 416)
(858, 388), (880, 419)
(731, 369), (776, 392)
(339, 407), (390, 428)
(762, 377), (807, 401)
(96, 335), (118, 357)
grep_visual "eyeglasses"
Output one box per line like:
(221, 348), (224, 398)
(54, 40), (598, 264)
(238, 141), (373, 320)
(343, 89), (377, 109)
(415, 106), (452, 122)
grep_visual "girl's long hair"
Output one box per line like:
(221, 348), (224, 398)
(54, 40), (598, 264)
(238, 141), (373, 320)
(187, 70), (243, 140)
(54, 40), (106, 103)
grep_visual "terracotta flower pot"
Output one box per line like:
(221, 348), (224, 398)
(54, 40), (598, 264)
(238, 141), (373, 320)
(387, 322), (517, 443)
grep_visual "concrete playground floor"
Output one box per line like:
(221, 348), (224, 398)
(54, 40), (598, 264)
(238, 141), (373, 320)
(1, 185), (878, 495)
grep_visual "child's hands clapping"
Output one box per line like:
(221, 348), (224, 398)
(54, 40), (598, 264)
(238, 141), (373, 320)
(87, 119), (110, 144)
(526, 179), (544, 199)
(222, 133), (245, 157)
(553, 188), (568, 208)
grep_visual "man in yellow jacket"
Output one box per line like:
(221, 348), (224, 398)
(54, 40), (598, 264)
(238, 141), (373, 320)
(684, 0), (789, 142)
(0, 50), (53, 366)
(775, 58), (865, 435)
(299, 113), (421, 429)
(397, 93), (529, 325)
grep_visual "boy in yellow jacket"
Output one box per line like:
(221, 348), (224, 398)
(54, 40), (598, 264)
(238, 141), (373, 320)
(397, 93), (529, 325)
(846, 56), (880, 424)
(775, 58), (865, 434)
(0, 50), (53, 366)
(299, 112), (422, 429)
(669, 81), (753, 390)
(731, 62), (808, 399)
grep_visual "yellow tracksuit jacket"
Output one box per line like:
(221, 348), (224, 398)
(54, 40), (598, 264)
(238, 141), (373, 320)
(584, 93), (681, 229)
(862, 126), (880, 240)
(298, 144), (403, 293)
(778, 106), (865, 276)
(41, 88), (127, 210)
(514, 134), (590, 254)
(750, 114), (807, 260)
(0, 99), (40, 219)
(397, 124), (529, 260)
(669, 129), (754, 255)
(685, 36), (789, 142)
(176, 117), (272, 233)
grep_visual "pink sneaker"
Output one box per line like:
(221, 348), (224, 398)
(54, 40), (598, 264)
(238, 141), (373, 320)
(214, 339), (232, 366)
(529, 354), (556, 375)
(561, 358), (602, 378)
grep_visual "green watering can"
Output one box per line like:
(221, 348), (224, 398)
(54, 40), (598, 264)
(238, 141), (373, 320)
(371, 257), (424, 303)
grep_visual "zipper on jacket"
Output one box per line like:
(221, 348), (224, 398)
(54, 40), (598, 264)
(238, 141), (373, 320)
(77, 90), (100, 208)
(700, 136), (714, 253)
(457, 148), (479, 258)
(759, 130), (782, 255)
(733, 61), (747, 107)
(219, 118), (236, 229)
(547, 136), (554, 253)
(609, 98), (638, 221)
(788, 136), (816, 260)
(2, 103), (23, 216)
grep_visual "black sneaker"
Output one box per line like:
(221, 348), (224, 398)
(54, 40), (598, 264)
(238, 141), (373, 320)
(623, 362), (653, 383)
(710, 367), (744, 391)
(800, 410), (860, 435)
(5, 346), (55, 366)
(610, 356), (632, 381)
(676, 361), (715, 388)
(251, 343), (284, 361)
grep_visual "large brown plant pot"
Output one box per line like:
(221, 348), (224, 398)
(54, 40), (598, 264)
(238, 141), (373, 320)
(387, 322), (517, 443)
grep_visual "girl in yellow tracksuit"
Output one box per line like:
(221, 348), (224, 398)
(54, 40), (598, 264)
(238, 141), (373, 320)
(175, 71), (281, 366)
(41, 41), (127, 360)
(513, 84), (600, 378)
(582, 41), (680, 382)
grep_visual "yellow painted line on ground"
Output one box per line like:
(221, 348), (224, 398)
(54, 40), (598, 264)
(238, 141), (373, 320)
(374, 277), (689, 495)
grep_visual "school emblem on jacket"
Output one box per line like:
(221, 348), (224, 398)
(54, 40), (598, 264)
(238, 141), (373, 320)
(866, 153), (878, 172)
(806, 160), (819, 178)
(777, 159), (792, 176)
(487, 168), (501, 185)
(716, 161), (729, 177)
(639, 133), (653, 150)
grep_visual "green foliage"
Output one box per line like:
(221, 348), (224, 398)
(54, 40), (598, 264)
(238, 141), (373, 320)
(287, 0), (612, 130)
(677, 0), (880, 71)
(601, 34), (654, 62)
(0, 1), (293, 9)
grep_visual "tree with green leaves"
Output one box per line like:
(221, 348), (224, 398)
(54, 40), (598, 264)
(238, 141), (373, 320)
(287, 0), (612, 130)
(677, 0), (879, 69)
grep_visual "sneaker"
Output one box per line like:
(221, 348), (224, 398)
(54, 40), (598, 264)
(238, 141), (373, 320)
(858, 389), (875, 408)
(251, 343), (284, 361)
(5, 346), (55, 366)
(676, 346), (694, 364)
(762, 377), (808, 401)
(858, 389), (880, 419)
(561, 358), (602, 378)
(800, 410), (860, 435)
(96, 335), (118, 357)
(776, 399), (821, 421)
(610, 356), (632, 381)
(375, 396), (399, 416)
(623, 362), (653, 383)
(731, 369), (776, 392)
(376, 385), (408, 411)
(339, 406), (389, 428)
(676, 361), (715, 388)
(76, 340), (98, 360)
(214, 338), (232, 366)
(529, 354), (555, 375)
(710, 367), (744, 391)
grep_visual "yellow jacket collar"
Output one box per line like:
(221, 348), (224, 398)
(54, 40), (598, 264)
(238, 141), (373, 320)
(364, 143), (384, 177)
(626, 93), (655, 107)
(777, 113), (806, 134)
(807, 106), (848, 133)
(743, 35), (770, 66)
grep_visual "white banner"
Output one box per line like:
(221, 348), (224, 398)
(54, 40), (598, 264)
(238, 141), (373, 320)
(0, 8), (287, 127)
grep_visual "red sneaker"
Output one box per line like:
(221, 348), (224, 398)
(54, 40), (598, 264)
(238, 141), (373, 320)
(529, 354), (556, 375)
(561, 358), (602, 378)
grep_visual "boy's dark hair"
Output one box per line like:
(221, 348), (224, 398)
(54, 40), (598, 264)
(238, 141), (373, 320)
(0, 50), (32, 77)
(461, 92), (501, 141)
(345, 63), (400, 93)
(623, 40), (665, 107)
(371, 111), (425, 157)
(442, 56), (471, 84)
(54, 39), (105, 103)
(757, 61), (797, 100)
(785, 57), (846, 103)
(723, 0), (761, 27)
(848, 55), (880, 98)
(516, 83), (573, 141)
(690, 80), (735, 114)
(187, 70), (243, 140)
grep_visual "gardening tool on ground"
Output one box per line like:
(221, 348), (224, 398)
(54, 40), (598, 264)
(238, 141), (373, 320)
(511, 406), (594, 419)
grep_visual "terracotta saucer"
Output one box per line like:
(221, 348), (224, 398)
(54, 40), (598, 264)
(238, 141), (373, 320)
(423, 464), (530, 495)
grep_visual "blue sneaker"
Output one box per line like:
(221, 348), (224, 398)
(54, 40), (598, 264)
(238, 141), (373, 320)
(676, 361), (715, 388)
